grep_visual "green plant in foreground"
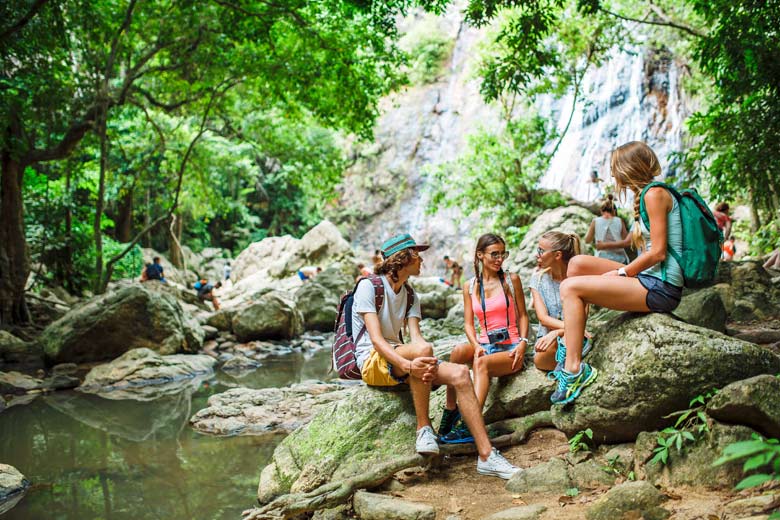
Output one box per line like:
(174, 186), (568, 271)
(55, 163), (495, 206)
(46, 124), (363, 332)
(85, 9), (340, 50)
(714, 433), (780, 516)
(650, 391), (717, 466)
(569, 428), (593, 454)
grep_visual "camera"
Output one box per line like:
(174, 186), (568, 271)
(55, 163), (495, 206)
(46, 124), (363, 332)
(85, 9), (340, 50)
(487, 327), (510, 344)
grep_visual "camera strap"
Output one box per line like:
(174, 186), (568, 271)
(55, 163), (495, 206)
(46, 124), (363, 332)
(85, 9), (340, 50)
(478, 274), (510, 334)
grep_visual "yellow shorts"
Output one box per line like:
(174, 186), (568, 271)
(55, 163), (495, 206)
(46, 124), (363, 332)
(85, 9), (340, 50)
(361, 348), (407, 387)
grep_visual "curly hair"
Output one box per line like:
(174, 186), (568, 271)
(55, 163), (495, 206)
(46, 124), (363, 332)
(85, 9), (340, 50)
(374, 248), (418, 283)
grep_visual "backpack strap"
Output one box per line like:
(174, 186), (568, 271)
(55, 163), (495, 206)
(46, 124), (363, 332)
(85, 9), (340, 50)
(638, 181), (684, 282)
(353, 275), (385, 344)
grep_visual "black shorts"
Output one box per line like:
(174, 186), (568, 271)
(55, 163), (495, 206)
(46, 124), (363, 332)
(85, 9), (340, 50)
(637, 274), (682, 313)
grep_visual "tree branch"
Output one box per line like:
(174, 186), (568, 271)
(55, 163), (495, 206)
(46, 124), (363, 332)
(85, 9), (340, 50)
(598, 6), (705, 38)
(0, 0), (49, 43)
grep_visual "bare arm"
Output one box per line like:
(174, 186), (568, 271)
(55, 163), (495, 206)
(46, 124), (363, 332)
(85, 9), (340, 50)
(617, 187), (672, 276)
(584, 220), (595, 244)
(509, 274), (530, 340)
(462, 280), (480, 348)
(531, 287), (565, 331)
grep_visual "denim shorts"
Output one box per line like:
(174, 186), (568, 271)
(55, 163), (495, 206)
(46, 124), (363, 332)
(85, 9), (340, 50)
(480, 342), (519, 355)
(637, 273), (683, 313)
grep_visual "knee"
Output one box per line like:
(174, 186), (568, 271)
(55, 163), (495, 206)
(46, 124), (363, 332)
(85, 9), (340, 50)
(473, 356), (488, 375)
(451, 364), (471, 388)
(560, 278), (578, 298)
(566, 255), (589, 278)
(449, 343), (470, 364)
(412, 342), (434, 358)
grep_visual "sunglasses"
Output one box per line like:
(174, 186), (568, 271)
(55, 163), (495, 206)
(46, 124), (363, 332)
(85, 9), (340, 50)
(484, 251), (509, 260)
(536, 247), (558, 256)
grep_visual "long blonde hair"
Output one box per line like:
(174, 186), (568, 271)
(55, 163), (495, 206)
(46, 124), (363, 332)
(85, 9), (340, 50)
(610, 141), (661, 250)
(539, 231), (581, 275)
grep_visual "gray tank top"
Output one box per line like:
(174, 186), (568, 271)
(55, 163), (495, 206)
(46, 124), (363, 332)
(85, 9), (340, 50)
(639, 193), (684, 287)
(594, 216), (629, 263)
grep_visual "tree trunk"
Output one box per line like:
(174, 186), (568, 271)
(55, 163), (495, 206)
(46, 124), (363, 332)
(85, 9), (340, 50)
(0, 152), (31, 325)
(168, 213), (184, 269)
(114, 187), (134, 242)
(64, 166), (75, 293)
(93, 102), (109, 294)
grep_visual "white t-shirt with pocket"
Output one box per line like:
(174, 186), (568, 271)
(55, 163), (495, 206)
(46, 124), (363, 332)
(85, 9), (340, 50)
(352, 275), (421, 369)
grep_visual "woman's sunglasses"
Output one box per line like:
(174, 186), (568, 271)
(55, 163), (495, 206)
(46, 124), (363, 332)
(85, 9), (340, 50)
(536, 247), (558, 256)
(485, 251), (510, 260)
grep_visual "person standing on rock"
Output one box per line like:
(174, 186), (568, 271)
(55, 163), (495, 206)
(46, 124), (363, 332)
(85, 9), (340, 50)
(353, 233), (521, 479)
(440, 233), (530, 444)
(584, 194), (629, 264)
(554, 141), (685, 405)
(713, 202), (733, 239)
(443, 255), (464, 290)
(530, 231), (592, 374)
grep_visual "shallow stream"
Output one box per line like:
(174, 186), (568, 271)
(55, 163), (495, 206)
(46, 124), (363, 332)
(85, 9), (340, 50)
(0, 349), (333, 520)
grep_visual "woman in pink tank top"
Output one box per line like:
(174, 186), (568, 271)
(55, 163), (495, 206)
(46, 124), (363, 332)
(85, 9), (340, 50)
(438, 233), (530, 444)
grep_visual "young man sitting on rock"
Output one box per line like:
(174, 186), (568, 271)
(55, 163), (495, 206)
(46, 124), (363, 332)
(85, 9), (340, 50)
(353, 233), (521, 479)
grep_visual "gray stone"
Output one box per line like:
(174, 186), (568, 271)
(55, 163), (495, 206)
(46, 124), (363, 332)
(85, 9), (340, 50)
(718, 261), (780, 322)
(202, 325), (219, 340)
(551, 313), (780, 443)
(673, 287), (727, 333)
(723, 494), (779, 518)
(414, 276), (458, 320)
(0, 463), (29, 513)
(0, 371), (45, 394)
(191, 382), (352, 436)
(221, 355), (261, 373)
(352, 491), (435, 520)
(205, 309), (234, 331)
(44, 374), (81, 390)
(39, 283), (204, 364)
(312, 503), (352, 520)
(295, 282), (340, 332)
(483, 505), (547, 520)
(707, 374), (780, 438)
(0, 331), (38, 365)
(52, 363), (79, 376)
(569, 459), (617, 489)
(77, 348), (215, 400)
(634, 422), (757, 488)
(505, 458), (571, 494)
(483, 366), (555, 424)
(602, 444), (635, 475)
(232, 290), (303, 341)
(586, 481), (668, 520)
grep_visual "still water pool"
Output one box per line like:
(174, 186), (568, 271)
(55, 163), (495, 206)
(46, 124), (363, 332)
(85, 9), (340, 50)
(0, 349), (333, 520)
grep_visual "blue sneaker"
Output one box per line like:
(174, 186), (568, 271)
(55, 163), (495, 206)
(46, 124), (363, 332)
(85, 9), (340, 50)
(439, 419), (474, 444)
(550, 362), (598, 405)
(553, 337), (593, 372)
(437, 407), (461, 438)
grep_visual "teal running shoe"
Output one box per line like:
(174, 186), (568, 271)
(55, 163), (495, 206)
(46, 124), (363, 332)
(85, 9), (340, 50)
(437, 407), (461, 438)
(439, 419), (474, 444)
(553, 336), (593, 373)
(550, 362), (598, 405)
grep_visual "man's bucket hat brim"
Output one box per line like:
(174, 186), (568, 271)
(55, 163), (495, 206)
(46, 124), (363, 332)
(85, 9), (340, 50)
(380, 233), (430, 259)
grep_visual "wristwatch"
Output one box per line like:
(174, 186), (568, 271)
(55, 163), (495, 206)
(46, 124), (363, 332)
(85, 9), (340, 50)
(617, 267), (628, 277)
(518, 337), (528, 344)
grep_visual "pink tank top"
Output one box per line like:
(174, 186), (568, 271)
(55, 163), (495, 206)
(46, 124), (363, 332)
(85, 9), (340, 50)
(471, 289), (521, 345)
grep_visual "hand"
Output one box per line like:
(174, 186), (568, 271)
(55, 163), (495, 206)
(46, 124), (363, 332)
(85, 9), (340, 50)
(595, 241), (604, 251)
(602, 269), (619, 276)
(585, 330), (593, 339)
(410, 356), (438, 382)
(534, 331), (559, 352)
(510, 343), (526, 371)
(473, 345), (486, 364)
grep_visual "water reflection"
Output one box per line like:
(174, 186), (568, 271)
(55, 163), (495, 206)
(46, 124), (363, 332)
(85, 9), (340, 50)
(0, 349), (332, 519)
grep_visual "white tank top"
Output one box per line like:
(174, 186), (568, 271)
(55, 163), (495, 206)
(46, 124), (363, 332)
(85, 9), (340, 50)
(594, 216), (628, 263)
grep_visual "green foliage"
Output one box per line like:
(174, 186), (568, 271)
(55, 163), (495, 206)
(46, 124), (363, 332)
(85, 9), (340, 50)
(565, 487), (580, 497)
(569, 428), (593, 454)
(427, 108), (565, 246)
(715, 433), (780, 517)
(650, 390), (717, 466)
(399, 17), (454, 85)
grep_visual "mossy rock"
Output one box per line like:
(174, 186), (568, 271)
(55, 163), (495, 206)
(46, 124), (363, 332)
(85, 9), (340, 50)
(707, 374), (780, 438)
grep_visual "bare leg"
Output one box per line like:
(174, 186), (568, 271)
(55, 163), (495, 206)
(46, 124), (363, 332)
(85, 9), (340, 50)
(446, 343), (473, 409)
(567, 254), (625, 277)
(433, 362), (492, 460)
(473, 351), (522, 408)
(393, 343), (435, 429)
(533, 347), (557, 371)
(560, 276), (650, 373)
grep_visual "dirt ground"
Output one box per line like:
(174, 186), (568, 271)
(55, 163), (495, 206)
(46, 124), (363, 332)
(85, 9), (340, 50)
(382, 428), (768, 520)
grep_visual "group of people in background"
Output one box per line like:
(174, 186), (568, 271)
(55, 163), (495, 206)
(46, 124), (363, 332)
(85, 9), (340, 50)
(346, 140), (722, 481)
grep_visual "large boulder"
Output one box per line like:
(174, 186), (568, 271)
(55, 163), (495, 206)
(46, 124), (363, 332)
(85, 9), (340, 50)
(77, 348), (215, 400)
(190, 381), (353, 436)
(140, 248), (197, 285)
(39, 284), (204, 364)
(507, 206), (594, 284)
(673, 287), (727, 333)
(294, 266), (354, 332)
(550, 313), (780, 443)
(412, 276), (460, 319)
(706, 374), (780, 438)
(232, 290), (303, 341)
(0, 331), (41, 366)
(714, 260), (780, 322)
(585, 481), (668, 520)
(0, 464), (30, 516)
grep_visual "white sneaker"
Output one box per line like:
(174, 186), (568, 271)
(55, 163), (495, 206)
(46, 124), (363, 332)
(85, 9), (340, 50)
(477, 448), (521, 479)
(415, 426), (440, 455)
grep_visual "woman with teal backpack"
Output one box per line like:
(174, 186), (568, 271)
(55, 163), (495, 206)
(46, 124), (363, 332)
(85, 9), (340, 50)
(552, 141), (690, 405)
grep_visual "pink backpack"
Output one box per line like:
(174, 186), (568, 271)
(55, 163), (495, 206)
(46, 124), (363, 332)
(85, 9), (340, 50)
(332, 274), (414, 380)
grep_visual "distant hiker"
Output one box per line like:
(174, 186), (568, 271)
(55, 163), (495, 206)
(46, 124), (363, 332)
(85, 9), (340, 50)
(371, 249), (383, 267)
(722, 237), (736, 261)
(144, 257), (167, 284)
(441, 234), (529, 445)
(443, 255), (464, 289)
(350, 233), (520, 479)
(224, 261), (231, 281)
(530, 231), (592, 374)
(713, 202), (733, 239)
(557, 141), (720, 405)
(297, 266), (322, 282)
(355, 263), (372, 282)
(764, 248), (780, 271)
(195, 279), (222, 310)
(584, 194), (629, 264)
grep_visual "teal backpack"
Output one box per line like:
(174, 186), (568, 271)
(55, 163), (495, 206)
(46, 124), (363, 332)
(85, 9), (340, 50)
(639, 181), (723, 288)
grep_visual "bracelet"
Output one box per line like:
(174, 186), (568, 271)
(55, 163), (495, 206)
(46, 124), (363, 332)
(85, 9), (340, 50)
(518, 337), (528, 344)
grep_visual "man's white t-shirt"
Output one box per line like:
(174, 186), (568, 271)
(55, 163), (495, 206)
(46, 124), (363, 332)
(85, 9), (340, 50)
(352, 275), (422, 370)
